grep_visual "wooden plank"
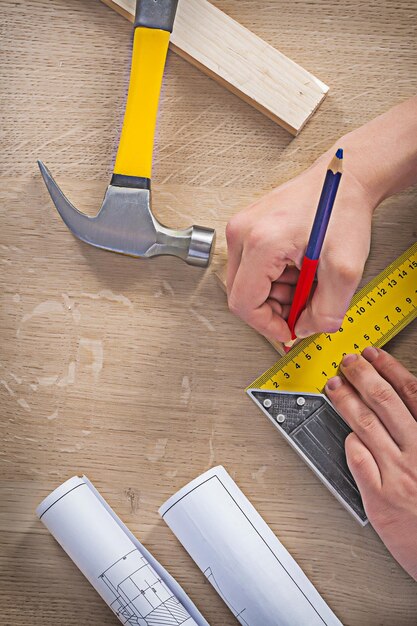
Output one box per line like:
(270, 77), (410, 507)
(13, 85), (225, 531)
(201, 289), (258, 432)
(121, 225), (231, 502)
(100, 0), (329, 135)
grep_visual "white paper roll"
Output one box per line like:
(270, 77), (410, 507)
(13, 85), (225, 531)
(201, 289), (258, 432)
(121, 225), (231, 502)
(37, 476), (208, 626)
(159, 466), (343, 626)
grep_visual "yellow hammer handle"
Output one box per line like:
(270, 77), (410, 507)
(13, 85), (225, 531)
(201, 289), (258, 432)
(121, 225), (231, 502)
(114, 27), (170, 180)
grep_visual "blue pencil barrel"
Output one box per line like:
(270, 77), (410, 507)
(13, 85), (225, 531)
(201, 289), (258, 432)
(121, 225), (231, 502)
(305, 170), (342, 260)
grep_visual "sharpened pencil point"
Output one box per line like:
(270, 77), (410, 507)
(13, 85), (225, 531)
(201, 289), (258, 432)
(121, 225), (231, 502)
(328, 149), (344, 174)
(283, 338), (297, 352)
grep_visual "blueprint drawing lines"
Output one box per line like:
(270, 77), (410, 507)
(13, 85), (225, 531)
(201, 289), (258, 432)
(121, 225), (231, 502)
(99, 550), (192, 625)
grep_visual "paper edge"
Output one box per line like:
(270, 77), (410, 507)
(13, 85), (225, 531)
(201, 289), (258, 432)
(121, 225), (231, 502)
(159, 466), (226, 518)
(36, 475), (85, 519)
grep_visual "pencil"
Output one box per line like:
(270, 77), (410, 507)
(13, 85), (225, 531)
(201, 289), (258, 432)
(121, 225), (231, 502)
(284, 148), (344, 351)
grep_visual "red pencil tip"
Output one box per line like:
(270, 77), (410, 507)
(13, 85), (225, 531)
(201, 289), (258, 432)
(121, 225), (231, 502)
(283, 337), (297, 353)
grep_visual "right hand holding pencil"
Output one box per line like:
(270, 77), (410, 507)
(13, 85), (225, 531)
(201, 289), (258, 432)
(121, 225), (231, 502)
(226, 149), (373, 343)
(226, 97), (417, 343)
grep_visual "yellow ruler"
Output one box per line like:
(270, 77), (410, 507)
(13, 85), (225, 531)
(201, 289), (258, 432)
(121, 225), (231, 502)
(248, 242), (417, 393)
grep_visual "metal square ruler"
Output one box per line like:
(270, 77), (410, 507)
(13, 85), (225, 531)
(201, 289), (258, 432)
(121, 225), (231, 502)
(247, 242), (417, 525)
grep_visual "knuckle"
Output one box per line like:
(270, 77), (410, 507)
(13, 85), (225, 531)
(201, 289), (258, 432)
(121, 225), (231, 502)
(340, 265), (359, 285)
(349, 451), (368, 471)
(356, 408), (378, 433)
(400, 378), (417, 401)
(345, 436), (368, 470)
(369, 383), (395, 407)
(396, 471), (417, 500)
(225, 217), (242, 245)
(342, 357), (366, 380)
(329, 258), (361, 286)
(246, 227), (266, 251)
(377, 356), (396, 378)
(331, 388), (354, 410)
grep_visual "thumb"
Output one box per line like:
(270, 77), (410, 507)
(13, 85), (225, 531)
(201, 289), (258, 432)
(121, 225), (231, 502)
(294, 255), (362, 338)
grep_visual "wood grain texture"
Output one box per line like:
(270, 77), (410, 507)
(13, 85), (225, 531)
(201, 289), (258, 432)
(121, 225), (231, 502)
(1, 1), (417, 625)
(101, 0), (329, 135)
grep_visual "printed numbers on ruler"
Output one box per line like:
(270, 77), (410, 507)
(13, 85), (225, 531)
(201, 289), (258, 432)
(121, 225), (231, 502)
(252, 245), (417, 394)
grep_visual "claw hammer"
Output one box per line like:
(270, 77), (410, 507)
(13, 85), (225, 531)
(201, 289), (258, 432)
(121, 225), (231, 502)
(38, 0), (215, 267)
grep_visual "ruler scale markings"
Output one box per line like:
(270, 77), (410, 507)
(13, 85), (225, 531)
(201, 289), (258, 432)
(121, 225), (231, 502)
(247, 243), (417, 394)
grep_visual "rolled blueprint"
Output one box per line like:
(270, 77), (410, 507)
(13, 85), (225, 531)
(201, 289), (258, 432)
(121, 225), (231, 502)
(159, 466), (343, 626)
(37, 475), (208, 626)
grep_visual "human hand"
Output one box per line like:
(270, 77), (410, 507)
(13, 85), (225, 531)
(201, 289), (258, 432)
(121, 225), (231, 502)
(225, 152), (374, 343)
(325, 348), (417, 580)
(226, 98), (417, 344)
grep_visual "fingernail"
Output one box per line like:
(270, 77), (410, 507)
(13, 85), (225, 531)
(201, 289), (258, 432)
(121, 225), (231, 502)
(326, 376), (343, 391)
(342, 353), (358, 367)
(362, 346), (379, 362)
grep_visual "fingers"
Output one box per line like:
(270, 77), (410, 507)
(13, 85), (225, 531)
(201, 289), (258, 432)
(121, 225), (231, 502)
(267, 298), (283, 316)
(340, 353), (416, 449)
(238, 299), (291, 341)
(269, 282), (294, 304)
(227, 255), (294, 333)
(229, 245), (291, 341)
(295, 255), (362, 338)
(345, 432), (382, 494)
(254, 269), (296, 321)
(226, 249), (293, 341)
(267, 298), (291, 320)
(275, 265), (299, 285)
(325, 374), (399, 471)
(362, 347), (417, 419)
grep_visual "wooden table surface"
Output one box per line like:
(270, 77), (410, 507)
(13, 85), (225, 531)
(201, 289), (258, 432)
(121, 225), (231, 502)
(1, 1), (416, 624)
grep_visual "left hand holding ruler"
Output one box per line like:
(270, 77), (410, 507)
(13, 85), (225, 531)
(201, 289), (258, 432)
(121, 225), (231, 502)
(247, 242), (417, 524)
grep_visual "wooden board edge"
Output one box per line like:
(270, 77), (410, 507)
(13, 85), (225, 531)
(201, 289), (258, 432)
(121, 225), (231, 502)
(168, 43), (325, 136)
(100, 0), (134, 23)
(99, 0), (328, 136)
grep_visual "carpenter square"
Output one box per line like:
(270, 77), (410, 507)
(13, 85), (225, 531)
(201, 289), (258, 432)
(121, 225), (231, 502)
(249, 390), (367, 525)
(38, 0), (215, 267)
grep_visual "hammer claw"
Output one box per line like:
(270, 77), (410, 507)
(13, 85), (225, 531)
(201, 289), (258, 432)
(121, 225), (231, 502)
(38, 161), (99, 247)
(38, 161), (214, 266)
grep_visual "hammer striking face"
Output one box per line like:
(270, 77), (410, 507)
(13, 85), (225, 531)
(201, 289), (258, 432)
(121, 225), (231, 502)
(38, 0), (215, 268)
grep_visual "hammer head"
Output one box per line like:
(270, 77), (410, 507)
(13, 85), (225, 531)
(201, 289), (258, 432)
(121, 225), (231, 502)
(38, 162), (215, 267)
